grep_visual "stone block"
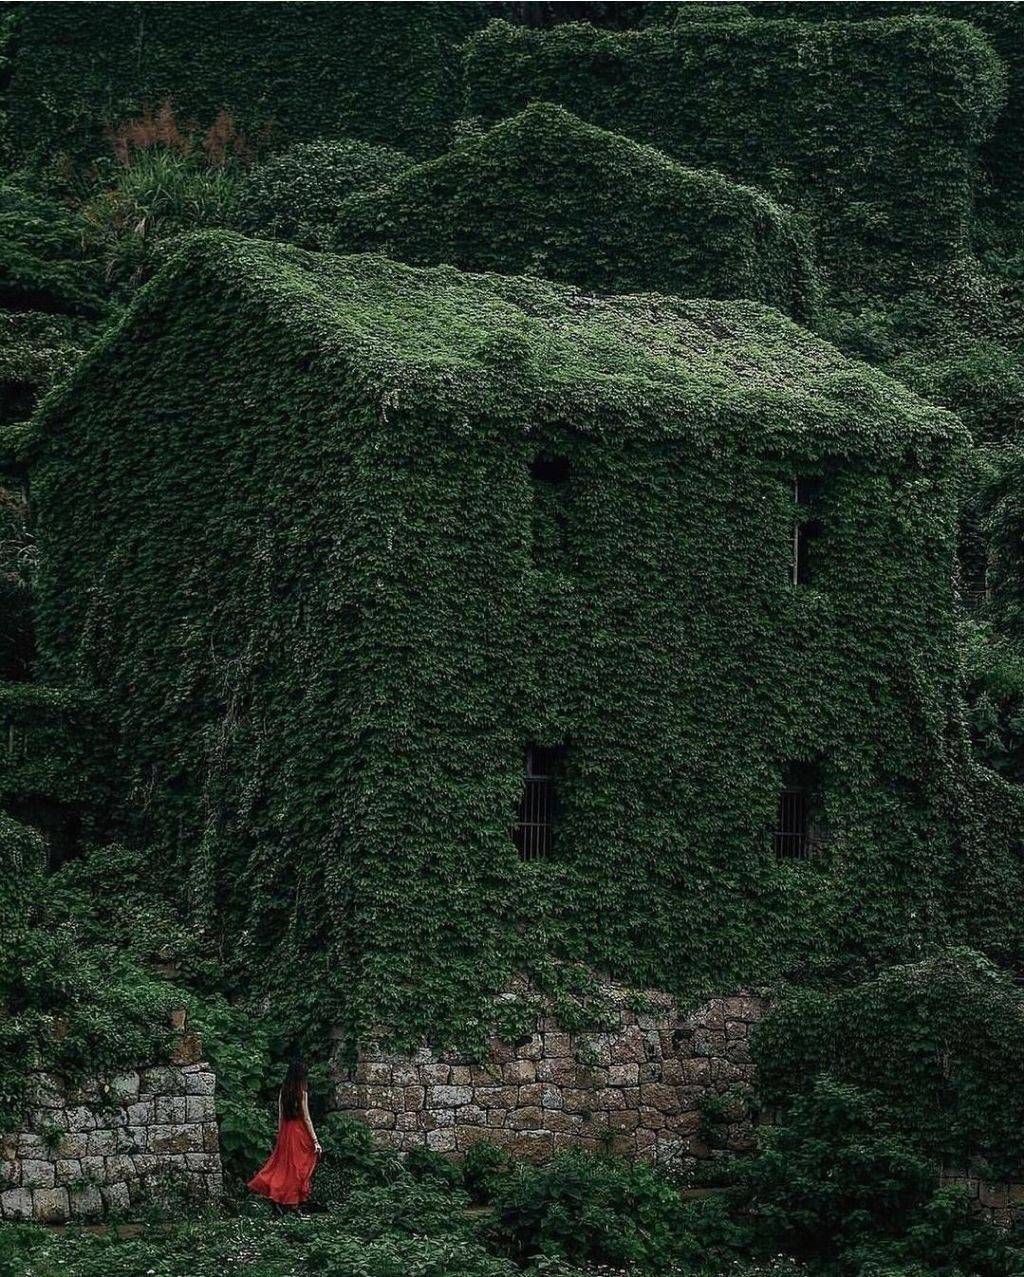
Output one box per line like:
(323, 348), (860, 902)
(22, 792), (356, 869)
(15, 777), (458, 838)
(139, 1067), (176, 1098)
(608, 1063), (640, 1087)
(203, 1124), (220, 1153)
(105, 1155), (137, 1184)
(170, 1032), (203, 1066)
(55, 1158), (82, 1182)
(26, 1074), (64, 1109)
(503, 1060), (536, 1084)
(110, 1072), (140, 1102)
(79, 1156), (106, 1180)
(536, 1057), (576, 1086)
(608, 1032), (645, 1064)
(69, 1184), (104, 1218)
(356, 1061), (393, 1085)
(469, 1062), (503, 1085)
(402, 1086), (425, 1112)
(21, 1159), (55, 1189)
(517, 1034), (544, 1061)
(29, 1107), (68, 1131)
(426, 1085), (472, 1108)
(186, 1095), (216, 1123)
(449, 1066), (472, 1085)
(1, 1187), (33, 1219)
(508, 1132), (553, 1162)
(182, 1070), (216, 1097)
(639, 1083), (682, 1115)
(544, 1032), (572, 1057)
(185, 1153), (221, 1173)
(87, 1130), (116, 1156)
(507, 1106), (543, 1131)
(56, 1133), (88, 1159)
(420, 1064), (450, 1085)
(486, 1110), (508, 1128)
(455, 1125), (495, 1150)
(594, 1088), (626, 1111)
(540, 1086), (563, 1111)
(102, 1182), (131, 1212)
(17, 1134), (47, 1156)
(116, 1126), (148, 1154)
(154, 1095), (188, 1124)
(1, 1160), (17, 1187)
(562, 1089), (595, 1115)
(425, 1128), (456, 1153)
(149, 1124), (202, 1154)
(127, 1101), (155, 1125)
(0, 1134), (17, 1162)
(32, 1186), (70, 1223)
(364, 1109), (396, 1129)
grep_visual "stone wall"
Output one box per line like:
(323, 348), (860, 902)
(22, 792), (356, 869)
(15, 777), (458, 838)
(941, 1170), (1024, 1229)
(332, 985), (766, 1167)
(0, 1032), (221, 1223)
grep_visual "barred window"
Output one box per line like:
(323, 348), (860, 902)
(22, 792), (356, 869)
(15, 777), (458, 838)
(513, 743), (565, 861)
(792, 476), (824, 586)
(773, 763), (824, 860)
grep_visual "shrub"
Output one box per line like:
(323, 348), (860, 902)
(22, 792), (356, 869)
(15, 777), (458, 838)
(752, 949), (1024, 1178)
(237, 139), (412, 250)
(489, 1148), (736, 1268)
(462, 1138), (514, 1204)
(330, 1177), (475, 1242)
(81, 149), (243, 286)
(730, 1077), (1019, 1276)
(407, 1142), (466, 1190)
(309, 1111), (403, 1206)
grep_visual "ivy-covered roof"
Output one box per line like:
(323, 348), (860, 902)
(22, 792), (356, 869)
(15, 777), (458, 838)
(336, 102), (818, 321)
(42, 232), (962, 460)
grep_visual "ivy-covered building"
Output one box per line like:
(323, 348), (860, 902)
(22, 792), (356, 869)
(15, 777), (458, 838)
(34, 233), (974, 1044)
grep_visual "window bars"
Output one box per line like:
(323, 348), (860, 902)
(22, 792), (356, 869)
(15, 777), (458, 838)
(774, 786), (811, 859)
(773, 762), (825, 860)
(513, 743), (564, 861)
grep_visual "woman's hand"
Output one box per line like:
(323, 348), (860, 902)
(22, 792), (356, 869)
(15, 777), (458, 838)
(314, 1140), (323, 1157)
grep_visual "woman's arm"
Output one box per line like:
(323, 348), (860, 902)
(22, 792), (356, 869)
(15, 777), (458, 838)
(301, 1087), (321, 1155)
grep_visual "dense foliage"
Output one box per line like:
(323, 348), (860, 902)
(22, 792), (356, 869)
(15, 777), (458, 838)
(753, 950), (1024, 1178)
(30, 233), (1006, 1052)
(0, 4), (488, 167)
(462, 15), (1004, 294)
(237, 140), (413, 252)
(3, 3), (1024, 1267)
(337, 103), (817, 319)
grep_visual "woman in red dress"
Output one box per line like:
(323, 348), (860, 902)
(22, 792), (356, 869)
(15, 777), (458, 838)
(248, 1059), (322, 1211)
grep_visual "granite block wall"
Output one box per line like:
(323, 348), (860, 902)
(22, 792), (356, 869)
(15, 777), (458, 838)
(0, 1033), (221, 1223)
(332, 985), (767, 1168)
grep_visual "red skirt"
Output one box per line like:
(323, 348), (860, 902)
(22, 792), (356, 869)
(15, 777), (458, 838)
(248, 1118), (317, 1206)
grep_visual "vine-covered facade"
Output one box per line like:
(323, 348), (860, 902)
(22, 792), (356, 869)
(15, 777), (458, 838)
(30, 233), (996, 1049)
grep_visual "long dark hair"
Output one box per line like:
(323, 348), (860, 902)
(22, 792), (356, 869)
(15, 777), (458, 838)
(280, 1058), (307, 1120)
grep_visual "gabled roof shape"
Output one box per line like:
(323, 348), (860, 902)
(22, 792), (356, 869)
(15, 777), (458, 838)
(39, 233), (962, 462)
(337, 103), (818, 321)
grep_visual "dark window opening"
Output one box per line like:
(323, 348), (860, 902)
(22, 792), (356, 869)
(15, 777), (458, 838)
(0, 380), (36, 428)
(773, 763), (824, 861)
(4, 797), (82, 872)
(531, 452), (570, 558)
(530, 453), (570, 484)
(793, 477), (824, 586)
(513, 743), (565, 861)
